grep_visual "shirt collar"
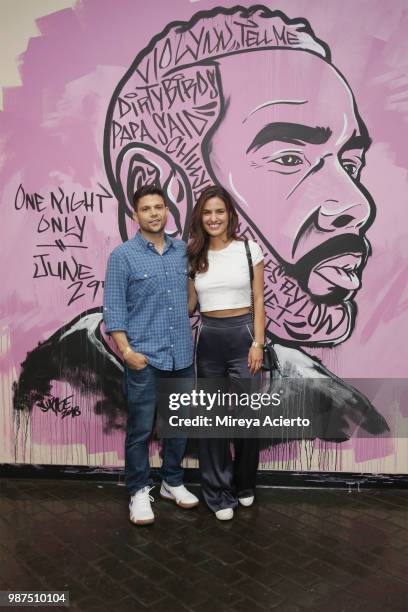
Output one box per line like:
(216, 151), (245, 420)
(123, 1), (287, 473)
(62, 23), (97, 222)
(134, 230), (175, 251)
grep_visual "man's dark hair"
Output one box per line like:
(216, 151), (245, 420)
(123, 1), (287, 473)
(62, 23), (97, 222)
(133, 184), (166, 211)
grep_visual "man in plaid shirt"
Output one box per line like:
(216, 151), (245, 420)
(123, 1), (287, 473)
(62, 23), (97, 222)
(104, 184), (198, 525)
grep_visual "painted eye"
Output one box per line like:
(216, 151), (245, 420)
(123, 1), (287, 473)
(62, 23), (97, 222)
(273, 154), (303, 166)
(342, 161), (359, 178)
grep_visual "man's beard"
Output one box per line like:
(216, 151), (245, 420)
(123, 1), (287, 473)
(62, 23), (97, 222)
(140, 219), (166, 234)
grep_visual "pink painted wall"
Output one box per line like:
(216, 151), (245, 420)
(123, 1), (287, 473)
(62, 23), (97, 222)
(1, 0), (407, 472)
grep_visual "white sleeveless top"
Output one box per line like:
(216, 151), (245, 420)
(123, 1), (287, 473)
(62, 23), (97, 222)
(194, 240), (263, 312)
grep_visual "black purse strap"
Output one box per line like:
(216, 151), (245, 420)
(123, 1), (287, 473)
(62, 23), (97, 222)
(244, 240), (282, 377)
(244, 240), (255, 324)
(244, 239), (254, 284)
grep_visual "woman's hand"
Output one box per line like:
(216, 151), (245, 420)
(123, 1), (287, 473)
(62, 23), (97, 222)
(248, 346), (263, 375)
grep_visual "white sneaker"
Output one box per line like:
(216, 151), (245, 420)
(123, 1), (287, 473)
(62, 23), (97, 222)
(215, 508), (234, 521)
(160, 481), (199, 508)
(129, 486), (155, 525)
(238, 496), (254, 507)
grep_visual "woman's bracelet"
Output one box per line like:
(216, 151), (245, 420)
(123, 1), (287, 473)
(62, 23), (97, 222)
(251, 341), (264, 349)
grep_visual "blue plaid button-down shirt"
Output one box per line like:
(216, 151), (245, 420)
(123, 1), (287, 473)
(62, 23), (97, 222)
(103, 231), (193, 371)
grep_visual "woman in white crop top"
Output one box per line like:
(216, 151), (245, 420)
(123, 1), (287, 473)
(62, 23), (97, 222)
(187, 185), (265, 521)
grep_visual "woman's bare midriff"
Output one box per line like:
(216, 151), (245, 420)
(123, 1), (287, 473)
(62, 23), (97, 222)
(202, 307), (251, 318)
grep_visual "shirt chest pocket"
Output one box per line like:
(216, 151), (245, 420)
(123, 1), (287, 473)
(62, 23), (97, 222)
(171, 267), (188, 292)
(129, 270), (159, 297)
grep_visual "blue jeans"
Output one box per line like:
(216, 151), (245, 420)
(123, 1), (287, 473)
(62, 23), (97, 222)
(124, 363), (193, 495)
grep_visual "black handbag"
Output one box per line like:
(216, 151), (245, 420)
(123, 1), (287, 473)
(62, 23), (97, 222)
(244, 240), (281, 375)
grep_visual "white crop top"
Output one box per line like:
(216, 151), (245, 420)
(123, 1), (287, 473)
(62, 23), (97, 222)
(194, 240), (263, 312)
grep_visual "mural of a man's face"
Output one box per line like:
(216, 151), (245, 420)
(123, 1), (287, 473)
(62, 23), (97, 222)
(209, 50), (374, 305)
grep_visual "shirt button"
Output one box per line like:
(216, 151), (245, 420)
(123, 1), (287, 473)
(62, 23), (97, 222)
(144, 274), (148, 277)
(169, 307), (172, 310)
(170, 326), (173, 330)
(168, 289), (171, 293)
(171, 344), (174, 348)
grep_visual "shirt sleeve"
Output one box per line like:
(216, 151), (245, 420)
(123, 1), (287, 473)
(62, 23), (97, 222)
(103, 249), (129, 333)
(249, 240), (264, 266)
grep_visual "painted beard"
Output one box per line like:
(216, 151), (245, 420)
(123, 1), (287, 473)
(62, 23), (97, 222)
(264, 257), (355, 346)
(289, 234), (370, 306)
(247, 232), (369, 347)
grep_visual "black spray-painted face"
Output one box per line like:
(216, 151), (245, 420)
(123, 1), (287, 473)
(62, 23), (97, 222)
(209, 50), (374, 306)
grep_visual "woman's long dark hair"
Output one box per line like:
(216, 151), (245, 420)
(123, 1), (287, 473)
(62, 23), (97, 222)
(187, 185), (239, 277)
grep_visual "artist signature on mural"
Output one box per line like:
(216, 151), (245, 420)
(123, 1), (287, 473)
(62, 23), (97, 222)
(37, 395), (81, 419)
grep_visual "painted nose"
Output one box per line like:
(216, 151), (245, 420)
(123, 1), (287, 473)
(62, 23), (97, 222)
(317, 201), (368, 230)
(316, 163), (373, 233)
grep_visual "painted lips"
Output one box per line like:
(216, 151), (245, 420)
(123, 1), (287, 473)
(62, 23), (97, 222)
(308, 253), (363, 296)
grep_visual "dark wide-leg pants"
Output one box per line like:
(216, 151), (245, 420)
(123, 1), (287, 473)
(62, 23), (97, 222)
(197, 313), (260, 512)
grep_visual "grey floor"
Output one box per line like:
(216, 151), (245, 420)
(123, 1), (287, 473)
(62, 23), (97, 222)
(0, 479), (407, 611)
